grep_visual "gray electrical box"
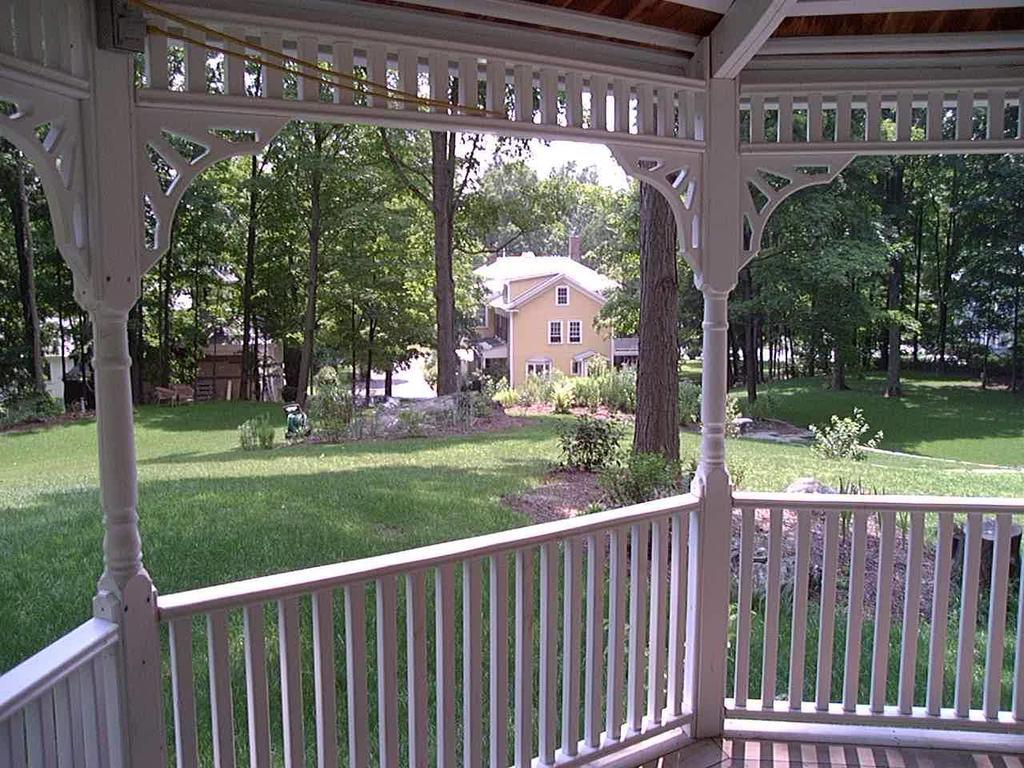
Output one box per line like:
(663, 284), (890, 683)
(96, 0), (147, 53)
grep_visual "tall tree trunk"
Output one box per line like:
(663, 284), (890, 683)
(350, 302), (358, 401)
(632, 182), (679, 462)
(384, 367), (393, 398)
(240, 153), (260, 400)
(431, 131), (459, 395)
(937, 165), (959, 372)
(4, 155), (45, 391)
(297, 127), (325, 407)
(365, 318), (376, 404)
(831, 339), (847, 390)
(159, 234), (174, 387)
(885, 254), (903, 397)
(128, 298), (145, 404)
(884, 162), (905, 397)
(56, 269), (68, 388)
(912, 202), (924, 363)
(1012, 275), (1021, 394)
(741, 267), (758, 403)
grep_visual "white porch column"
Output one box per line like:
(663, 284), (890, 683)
(685, 77), (740, 739)
(80, 42), (168, 766)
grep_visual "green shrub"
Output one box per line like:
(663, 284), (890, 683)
(600, 450), (687, 506)
(743, 391), (777, 421)
(677, 379), (701, 426)
(238, 414), (275, 450)
(571, 375), (601, 410)
(559, 416), (622, 471)
(725, 394), (743, 438)
(307, 384), (354, 439)
(518, 374), (554, 407)
(597, 365), (636, 413)
(493, 386), (519, 409)
(398, 409), (426, 437)
(451, 391), (489, 429)
(0, 390), (62, 428)
(810, 407), (883, 461)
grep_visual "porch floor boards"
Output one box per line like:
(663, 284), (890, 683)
(647, 739), (1024, 768)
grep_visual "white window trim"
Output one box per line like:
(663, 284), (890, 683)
(526, 360), (552, 378)
(568, 319), (583, 344)
(555, 285), (570, 306)
(548, 319), (563, 344)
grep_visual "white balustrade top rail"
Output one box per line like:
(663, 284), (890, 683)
(158, 493), (701, 618)
(0, 619), (118, 722)
(734, 491), (1024, 515)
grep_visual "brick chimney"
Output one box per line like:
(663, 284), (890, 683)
(568, 233), (581, 260)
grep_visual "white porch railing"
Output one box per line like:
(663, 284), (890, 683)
(0, 618), (123, 767)
(727, 492), (1024, 734)
(155, 494), (699, 768)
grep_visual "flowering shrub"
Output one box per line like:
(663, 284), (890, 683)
(810, 407), (883, 461)
(559, 416), (621, 471)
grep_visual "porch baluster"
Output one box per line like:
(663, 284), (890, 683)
(984, 514), (1013, 719)
(869, 510), (897, 714)
(488, 556), (509, 768)
(626, 523), (650, 734)
(761, 511), (782, 708)
(376, 577), (400, 768)
(405, 572), (429, 768)
(926, 515), (954, 716)
(788, 509), (811, 709)
(605, 528), (628, 742)
(312, 591), (338, 768)
(956, 512), (983, 717)
(815, 511), (840, 711)
(561, 538), (583, 756)
(842, 511), (868, 712)
(647, 518), (670, 726)
(897, 512), (925, 715)
(583, 533), (606, 748)
(514, 549), (534, 768)
(539, 542), (559, 764)
(243, 604), (272, 768)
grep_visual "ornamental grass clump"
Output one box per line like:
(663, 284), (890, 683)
(238, 414), (275, 450)
(810, 407), (883, 461)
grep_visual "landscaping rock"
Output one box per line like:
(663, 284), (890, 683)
(784, 477), (838, 494)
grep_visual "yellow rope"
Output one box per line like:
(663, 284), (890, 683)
(130, 0), (504, 118)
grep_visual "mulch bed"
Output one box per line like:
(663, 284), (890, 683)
(0, 410), (95, 434)
(502, 468), (606, 523)
(502, 467), (951, 622)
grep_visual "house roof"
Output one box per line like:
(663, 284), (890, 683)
(475, 256), (618, 309)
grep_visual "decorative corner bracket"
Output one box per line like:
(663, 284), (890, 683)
(134, 108), (288, 274)
(740, 153), (854, 267)
(607, 142), (703, 273)
(0, 77), (90, 286)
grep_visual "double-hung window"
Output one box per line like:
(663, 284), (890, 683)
(568, 320), (582, 344)
(549, 320), (563, 344)
(555, 285), (569, 306)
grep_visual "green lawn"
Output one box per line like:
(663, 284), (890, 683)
(2, 396), (1024, 672)
(756, 371), (1024, 466)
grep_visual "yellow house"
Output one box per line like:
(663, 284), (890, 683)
(472, 246), (638, 388)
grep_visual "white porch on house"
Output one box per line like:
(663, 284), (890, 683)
(2, 0), (1024, 766)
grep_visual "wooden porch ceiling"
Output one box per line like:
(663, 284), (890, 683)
(362, 1), (1024, 49)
